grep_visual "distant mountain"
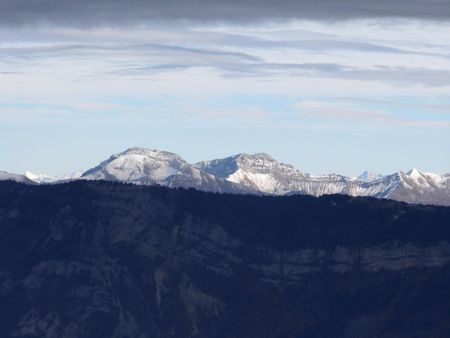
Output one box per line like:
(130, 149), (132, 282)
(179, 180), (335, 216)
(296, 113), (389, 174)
(382, 169), (450, 206)
(195, 153), (314, 194)
(357, 170), (384, 182)
(25, 171), (83, 184)
(81, 147), (251, 194)
(195, 153), (358, 196)
(10, 147), (450, 205)
(0, 171), (36, 184)
(196, 153), (450, 206)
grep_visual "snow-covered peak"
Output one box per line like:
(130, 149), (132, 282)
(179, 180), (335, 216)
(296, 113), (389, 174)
(196, 153), (343, 195)
(25, 171), (52, 183)
(407, 168), (423, 179)
(357, 171), (385, 182)
(2, 147), (448, 205)
(118, 147), (186, 163)
(233, 153), (296, 173)
(81, 147), (250, 194)
(236, 152), (274, 162)
(82, 147), (188, 184)
(402, 168), (447, 187)
(94, 147), (185, 167)
(196, 152), (297, 178)
(0, 171), (36, 184)
(25, 171), (83, 184)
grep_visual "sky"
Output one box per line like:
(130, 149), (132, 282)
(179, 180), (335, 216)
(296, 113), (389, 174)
(1, 0), (449, 177)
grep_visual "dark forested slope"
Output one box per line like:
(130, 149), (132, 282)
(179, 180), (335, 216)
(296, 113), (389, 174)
(0, 181), (450, 338)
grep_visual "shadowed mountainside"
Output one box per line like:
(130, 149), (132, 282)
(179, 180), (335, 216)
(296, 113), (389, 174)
(1, 181), (450, 338)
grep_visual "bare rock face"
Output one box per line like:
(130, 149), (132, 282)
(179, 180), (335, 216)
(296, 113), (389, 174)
(1, 180), (450, 338)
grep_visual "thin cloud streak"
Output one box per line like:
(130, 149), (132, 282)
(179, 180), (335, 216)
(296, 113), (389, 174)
(336, 97), (450, 113)
(1, 21), (450, 88)
(293, 100), (450, 127)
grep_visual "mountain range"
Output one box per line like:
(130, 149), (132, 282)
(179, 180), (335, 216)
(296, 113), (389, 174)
(2, 147), (449, 206)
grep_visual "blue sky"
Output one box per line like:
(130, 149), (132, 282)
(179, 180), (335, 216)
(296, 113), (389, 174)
(1, 18), (449, 176)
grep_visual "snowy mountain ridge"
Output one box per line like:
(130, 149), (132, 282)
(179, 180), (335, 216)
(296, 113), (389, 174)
(80, 147), (251, 194)
(1, 147), (449, 206)
(196, 153), (450, 205)
(0, 171), (36, 185)
(357, 171), (385, 182)
(25, 171), (83, 184)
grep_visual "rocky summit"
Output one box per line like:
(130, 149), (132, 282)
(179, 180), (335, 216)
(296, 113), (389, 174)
(1, 180), (450, 338)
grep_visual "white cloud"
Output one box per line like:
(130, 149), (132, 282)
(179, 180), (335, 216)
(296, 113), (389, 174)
(0, 19), (449, 127)
(293, 100), (450, 127)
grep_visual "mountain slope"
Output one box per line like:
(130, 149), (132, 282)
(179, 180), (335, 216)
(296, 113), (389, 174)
(357, 171), (384, 182)
(196, 154), (450, 205)
(81, 147), (250, 194)
(12, 147), (450, 205)
(25, 171), (83, 184)
(386, 169), (450, 205)
(1, 180), (450, 338)
(196, 153), (309, 194)
(0, 171), (36, 184)
(196, 153), (372, 196)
